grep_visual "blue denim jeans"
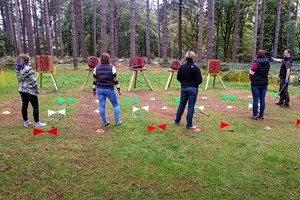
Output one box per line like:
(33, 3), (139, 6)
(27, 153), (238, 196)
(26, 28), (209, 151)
(251, 84), (267, 117)
(175, 87), (198, 128)
(96, 88), (120, 124)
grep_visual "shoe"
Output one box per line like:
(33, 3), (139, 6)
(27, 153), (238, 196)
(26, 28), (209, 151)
(187, 125), (197, 129)
(35, 122), (47, 127)
(280, 104), (289, 108)
(257, 116), (264, 120)
(24, 120), (32, 127)
(251, 116), (258, 120)
(102, 122), (110, 127)
(275, 101), (283, 105)
(115, 121), (122, 126)
(174, 121), (180, 126)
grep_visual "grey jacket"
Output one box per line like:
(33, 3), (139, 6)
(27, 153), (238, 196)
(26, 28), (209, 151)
(16, 65), (40, 95)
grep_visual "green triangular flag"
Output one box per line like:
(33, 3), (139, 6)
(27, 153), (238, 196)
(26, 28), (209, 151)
(136, 114), (142, 118)
(222, 95), (228, 100)
(58, 98), (65, 104)
(133, 98), (139, 103)
(271, 92), (276, 97)
(175, 98), (180, 103)
(230, 96), (235, 101)
(67, 98), (74, 103)
(125, 98), (131, 103)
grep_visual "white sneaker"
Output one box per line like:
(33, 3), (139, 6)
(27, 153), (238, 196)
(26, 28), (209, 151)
(35, 122), (47, 127)
(24, 120), (32, 127)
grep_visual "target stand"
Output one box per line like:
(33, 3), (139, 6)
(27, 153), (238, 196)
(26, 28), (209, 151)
(202, 60), (226, 90)
(128, 57), (153, 91)
(81, 56), (100, 92)
(35, 55), (59, 91)
(165, 60), (181, 91)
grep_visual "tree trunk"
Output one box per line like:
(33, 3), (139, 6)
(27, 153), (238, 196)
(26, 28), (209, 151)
(258, 0), (266, 50)
(273, 0), (281, 58)
(232, 0), (240, 62)
(215, 3), (220, 60)
(32, 0), (40, 55)
(21, 2), (27, 53)
(44, 0), (53, 55)
(52, 0), (58, 56)
(146, 0), (151, 63)
(57, 0), (64, 57)
(197, 0), (204, 62)
(178, 0), (182, 60)
(130, 0), (136, 66)
(22, 0), (35, 56)
(295, 0), (299, 21)
(93, 0), (97, 56)
(252, 0), (259, 62)
(77, 0), (87, 61)
(100, 0), (107, 54)
(110, 0), (115, 59)
(163, 0), (168, 62)
(70, 0), (78, 69)
(15, 0), (22, 54)
(157, 0), (161, 58)
(286, 0), (291, 46)
(9, 1), (17, 55)
(206, 0), (214, 60)
(114, 1), (118, 57)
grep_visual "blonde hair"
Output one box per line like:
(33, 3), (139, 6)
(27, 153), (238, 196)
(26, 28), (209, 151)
(185, 51), (196, 61)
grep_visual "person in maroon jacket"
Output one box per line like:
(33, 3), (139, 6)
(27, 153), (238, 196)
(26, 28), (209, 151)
(249, 50), (270, 120)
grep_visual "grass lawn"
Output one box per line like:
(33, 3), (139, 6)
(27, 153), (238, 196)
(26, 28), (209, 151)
(0, 64), (300, 199)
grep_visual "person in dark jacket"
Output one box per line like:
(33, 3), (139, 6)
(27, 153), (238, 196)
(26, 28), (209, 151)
(174, 51), (202, 129)
(272, 49), (292, 107)
(93, 53), (123, 126)
(249, 50), (271, 120)
(16, 53), (46, 127)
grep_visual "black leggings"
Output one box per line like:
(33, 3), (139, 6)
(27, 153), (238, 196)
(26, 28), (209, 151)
(19, 92), (39, 122)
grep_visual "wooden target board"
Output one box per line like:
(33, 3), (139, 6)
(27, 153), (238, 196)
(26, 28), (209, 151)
(208, 60), (220, 74)
(36, 55), (53, 72)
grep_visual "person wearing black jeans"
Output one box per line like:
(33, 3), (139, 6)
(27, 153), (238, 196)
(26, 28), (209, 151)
(16, 54), (46, 127)
(174, 51), (202, 129)
(272, 49), (292, 107)
(249, 50), (271, 120)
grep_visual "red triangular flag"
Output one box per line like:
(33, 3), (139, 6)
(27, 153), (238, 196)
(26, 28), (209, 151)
(46, 128), (58, 136)
(220, 122), (230, 130)
(157, 124), (167, 131)
(33, 128), (44, 136)
(148, 126), (157, 133)
(296, 119), (300, 126)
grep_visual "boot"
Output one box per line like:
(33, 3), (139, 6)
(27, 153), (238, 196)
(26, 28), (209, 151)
(275, 100), (284, 105)
(280, 103), (289, 108)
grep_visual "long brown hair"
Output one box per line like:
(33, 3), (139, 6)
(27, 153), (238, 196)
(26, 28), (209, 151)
(100, 53), (111, 65)
(256, 50), (265, 59)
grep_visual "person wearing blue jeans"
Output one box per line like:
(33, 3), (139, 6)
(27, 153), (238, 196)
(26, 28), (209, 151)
(174, 51), (202, 129)
(251, 85), (267, 119)
(249, 50), (270, 120)
(93, 53), (122, 126)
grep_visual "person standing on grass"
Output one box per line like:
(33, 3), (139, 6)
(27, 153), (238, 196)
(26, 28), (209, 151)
(15, 53), (46, 127)
(249, 50), (271, 120)
(93, 53), (123, 127)
(272, 49), (292, 107)
(174, 51), (202, 129)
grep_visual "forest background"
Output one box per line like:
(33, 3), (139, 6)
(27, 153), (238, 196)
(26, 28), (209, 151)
(0, 0), (299, 70)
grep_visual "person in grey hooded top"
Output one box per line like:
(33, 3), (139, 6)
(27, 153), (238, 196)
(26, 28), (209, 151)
(16, 53), (46, 127)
